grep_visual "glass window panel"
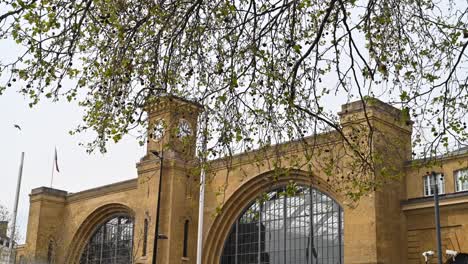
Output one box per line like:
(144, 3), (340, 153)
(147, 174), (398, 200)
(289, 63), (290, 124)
(220, 186), (343, 264)
(79, 215), (134, 264)
(423, 174), (445, 196)
(455, 169), (468, 192)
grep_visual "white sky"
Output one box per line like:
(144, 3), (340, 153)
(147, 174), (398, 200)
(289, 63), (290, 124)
(0, 39), (146, 242)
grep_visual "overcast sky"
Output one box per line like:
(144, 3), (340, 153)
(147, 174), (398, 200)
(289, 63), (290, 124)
(0, 39), (146, 242)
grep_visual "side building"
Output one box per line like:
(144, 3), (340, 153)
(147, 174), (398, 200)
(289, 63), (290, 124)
(0, 221), (13, 264)
(14, 97), (468, 264)
(404, 147), (468, 263)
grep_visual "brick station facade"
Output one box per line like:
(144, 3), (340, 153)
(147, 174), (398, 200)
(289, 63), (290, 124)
(15, 97), (468, 264)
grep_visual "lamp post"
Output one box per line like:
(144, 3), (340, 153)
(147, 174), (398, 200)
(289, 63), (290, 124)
(151, 150), (166, 264)
(431, 171), (443, 264)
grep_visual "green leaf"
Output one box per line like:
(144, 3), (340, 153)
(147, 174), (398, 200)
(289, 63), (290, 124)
(293, 44), (301, 54)
(218, 94), (227, 103)
(400, 91), (409, 101)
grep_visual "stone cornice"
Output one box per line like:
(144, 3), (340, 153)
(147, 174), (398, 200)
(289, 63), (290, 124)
(145, 95), (203, 118)
(207, 131), (341, 172)
(343, 114), (413, 135)
(65, 179), (138, 204)
(401, 190), (468, 211)
(338, 98), (403, 119)
(31, 187), (67, 197)
(405, 149), (468, 167)
(29, 187), (67, 204)
(136, 154), (198, 174)
(338, 98), (413, 135)
(29, 196), (67, 205)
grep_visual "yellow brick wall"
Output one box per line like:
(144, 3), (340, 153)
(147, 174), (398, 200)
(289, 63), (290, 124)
(15, 98), (468, 264)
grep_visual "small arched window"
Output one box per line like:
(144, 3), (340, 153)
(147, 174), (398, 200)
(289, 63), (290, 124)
(143, 218), (149, 256)
(183, 220), (189, 258)
(47, 239), (55, 264)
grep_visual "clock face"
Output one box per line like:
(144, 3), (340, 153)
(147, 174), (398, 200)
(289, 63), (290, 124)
(151, 119), (166, 141)
(177, 119), (192, 138)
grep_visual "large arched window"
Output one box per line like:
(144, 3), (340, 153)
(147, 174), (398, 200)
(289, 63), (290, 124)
(220, 185), (343, 264)
(79, 215), (134, 264)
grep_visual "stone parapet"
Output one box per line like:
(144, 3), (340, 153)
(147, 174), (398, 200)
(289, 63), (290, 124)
(30, 187), (67, 197)
(339, 97), (413, 134)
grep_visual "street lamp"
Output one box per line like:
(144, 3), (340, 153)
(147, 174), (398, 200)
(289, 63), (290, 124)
(429, 171), (443, 264)
(151, 150), (168, 264)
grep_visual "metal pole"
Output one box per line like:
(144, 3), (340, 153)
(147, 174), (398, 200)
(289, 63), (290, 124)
(196, 161), (206, 264)
(7, 152), (25, 264)
(152, 151), (164, 264)
(433, 171), (443, 264)
(196, 109), (209, 264)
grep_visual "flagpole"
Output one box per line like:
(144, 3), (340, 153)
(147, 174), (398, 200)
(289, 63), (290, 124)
(7, 152), (24, 264)
(196, 108), (209, 264)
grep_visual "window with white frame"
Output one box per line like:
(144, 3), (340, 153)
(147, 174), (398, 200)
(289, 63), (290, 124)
(423, 173), (445, 196)
(455, 169), (468, 192)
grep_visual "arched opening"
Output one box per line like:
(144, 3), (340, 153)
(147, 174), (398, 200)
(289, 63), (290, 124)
(220, 185), (343, 264)
(183, 220), (189, 258)
(47, 239), (55, 264)
(79, 215), (134, 264)
(143, 218), (149, 257)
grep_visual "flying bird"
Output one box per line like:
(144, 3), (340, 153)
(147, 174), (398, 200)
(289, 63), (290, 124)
(13, 124), (21, 131)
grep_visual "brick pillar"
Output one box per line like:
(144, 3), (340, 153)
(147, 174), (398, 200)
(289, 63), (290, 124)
(339, 98), (413, 264)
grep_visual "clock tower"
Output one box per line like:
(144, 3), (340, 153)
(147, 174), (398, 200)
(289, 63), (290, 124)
(136, 95), (204, 264)
(146, 95), (203, 159)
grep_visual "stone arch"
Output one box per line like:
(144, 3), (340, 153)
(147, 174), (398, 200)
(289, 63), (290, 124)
(66, 203), (135, 264)
(203, 169), (344, 263)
